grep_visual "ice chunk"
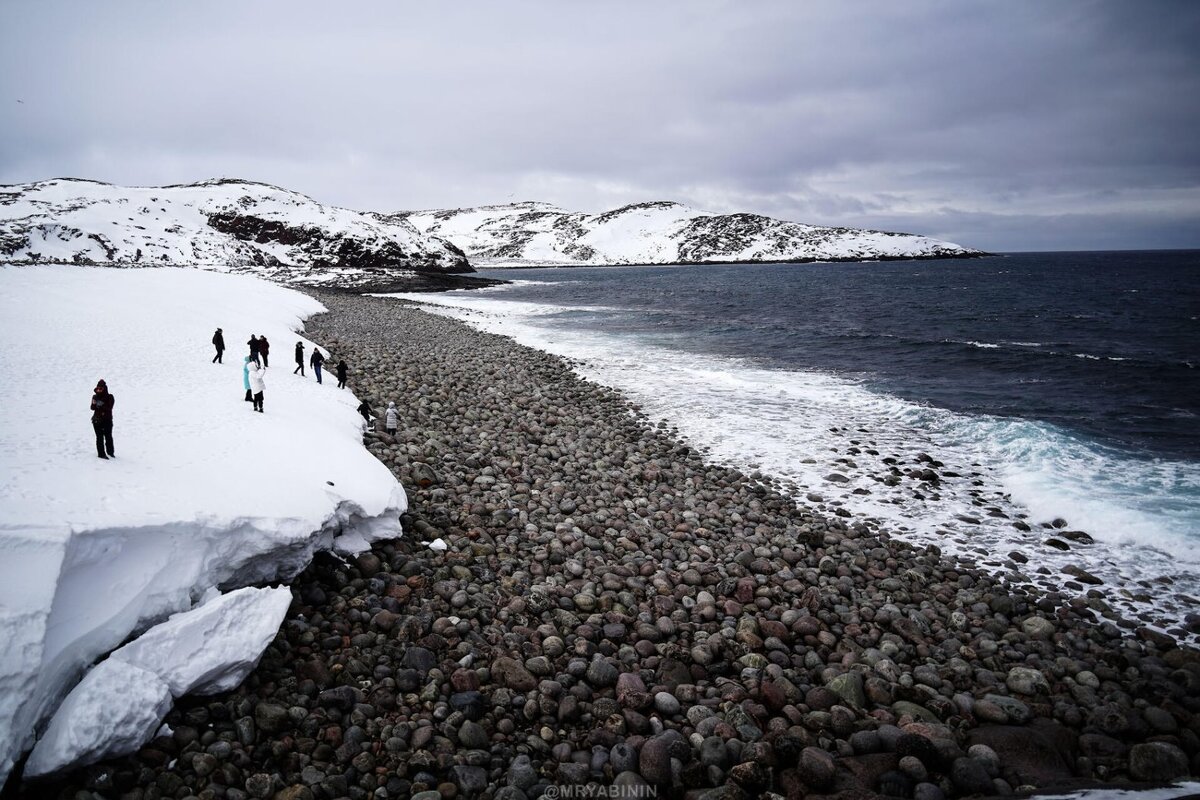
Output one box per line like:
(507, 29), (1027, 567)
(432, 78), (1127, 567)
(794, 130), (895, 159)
(24, 586), (294, 779)
(24, 660), (172, 778)
(112, 586), (293, 696)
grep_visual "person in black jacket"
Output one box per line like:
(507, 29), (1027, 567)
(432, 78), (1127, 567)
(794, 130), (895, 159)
(310, 348), (325, 383)
(90, 379), (115, 459)
(336, 360), (348, 389)
(211, 328), (225, 363)
(248, 335), (261, 366)
(259, 335), (270, 368)
(293, 341), (305, 375)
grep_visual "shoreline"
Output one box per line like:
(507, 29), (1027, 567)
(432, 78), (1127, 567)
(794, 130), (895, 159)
(19, 292), (1197, 798)
(468, 251), (992, 271)
(379, 287), (1200, 645)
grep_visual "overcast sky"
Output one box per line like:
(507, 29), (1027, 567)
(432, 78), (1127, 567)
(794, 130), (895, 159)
(2, 1), (1198, 251)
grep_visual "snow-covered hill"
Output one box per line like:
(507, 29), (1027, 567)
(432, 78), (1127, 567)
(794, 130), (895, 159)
(0, 179), (472, 286)
(393, 200), (983, 267)
(0, 266), (407, 786)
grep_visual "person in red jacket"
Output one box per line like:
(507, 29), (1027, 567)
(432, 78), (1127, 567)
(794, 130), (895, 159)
(90, 379), (115, 460)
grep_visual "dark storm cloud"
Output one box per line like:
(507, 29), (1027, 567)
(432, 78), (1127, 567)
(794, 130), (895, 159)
(1, 1), (1197, 251)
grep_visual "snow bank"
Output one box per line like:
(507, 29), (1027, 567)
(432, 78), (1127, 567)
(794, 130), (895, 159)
(0, 266), (406, 785)
(25, 586), (292, 777)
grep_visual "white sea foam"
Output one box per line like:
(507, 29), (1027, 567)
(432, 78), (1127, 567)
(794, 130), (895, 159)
(383, 290), (1200, 635)
(1032, 783), (1200, 800)
(486, 279), (566, 288)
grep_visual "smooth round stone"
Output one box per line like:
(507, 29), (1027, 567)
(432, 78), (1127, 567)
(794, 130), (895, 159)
(967, 744), (1000, 777)
(653, 692), (681, 716)
(850, 730), (882, 755)
(458, 720), (489, 749)
(586, 658), (618, 687)
(1021, 615), (1056, 640)
(1142, 706), (1177, 734)
(951, 757), (995, 796)
(1005, 666), (1049, 695)
(1129, 742), (1189, 782)
(699, 736), (727, 767)
(799, 747), (836, 791)
(898, 755), (928, 782)
(913, 782), (946, 800)
(609, 743), (638, 774)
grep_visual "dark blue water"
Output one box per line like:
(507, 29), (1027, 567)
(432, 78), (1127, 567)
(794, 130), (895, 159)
(480, 251), (1200, 461)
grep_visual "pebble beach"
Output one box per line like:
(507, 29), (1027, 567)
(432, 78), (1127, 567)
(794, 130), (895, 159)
(23, 291), (1199, 800)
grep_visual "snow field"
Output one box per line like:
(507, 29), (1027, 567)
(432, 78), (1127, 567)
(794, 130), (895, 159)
(0, 266), (406, 785)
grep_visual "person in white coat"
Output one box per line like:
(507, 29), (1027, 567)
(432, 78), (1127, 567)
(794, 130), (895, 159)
(385, 401), (398, 435)
(248, 361), (266, 413)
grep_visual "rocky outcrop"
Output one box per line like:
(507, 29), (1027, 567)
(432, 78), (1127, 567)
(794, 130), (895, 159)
(395, 199), (986, 267)
(206, 212), (467, 273)
(0, 178), (472, 287)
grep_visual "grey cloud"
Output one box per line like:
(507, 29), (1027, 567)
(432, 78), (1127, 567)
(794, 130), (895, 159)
(1, 1), (1197, 250)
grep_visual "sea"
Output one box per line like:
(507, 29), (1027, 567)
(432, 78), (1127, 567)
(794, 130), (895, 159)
(389, 250), (1200, 638)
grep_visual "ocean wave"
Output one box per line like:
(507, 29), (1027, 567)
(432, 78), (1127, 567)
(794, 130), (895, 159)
(1072, 352), (1129, 362)
(946, 337), (1137, 363)
(385, 289), (1200, 634)
(474, 278), (573, 290)
(937, 338), (1139, 364)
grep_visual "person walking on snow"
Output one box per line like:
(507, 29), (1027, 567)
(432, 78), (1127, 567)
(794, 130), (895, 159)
(248, 335), (261, 366)
(259, 335), (270, 368)
(310, 347), (325, 384)
(293, 341), (305, 375)
(336, 359), (348, 389)
(90, 379), (115, 459)
(211, 328), (225, 364)
(248, 361), (266, 412)
(243, 356), (253, 403)
(385, 401), (398, 436)
(357, 398), (373, 431)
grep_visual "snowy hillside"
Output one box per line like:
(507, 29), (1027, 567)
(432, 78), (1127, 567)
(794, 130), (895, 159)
(0, 179), (472, 286)
(0, 267), (407, 786)
(393, 200), (984, 266)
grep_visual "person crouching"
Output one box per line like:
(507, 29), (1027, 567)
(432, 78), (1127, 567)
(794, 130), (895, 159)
(248, 360), (266, 413)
